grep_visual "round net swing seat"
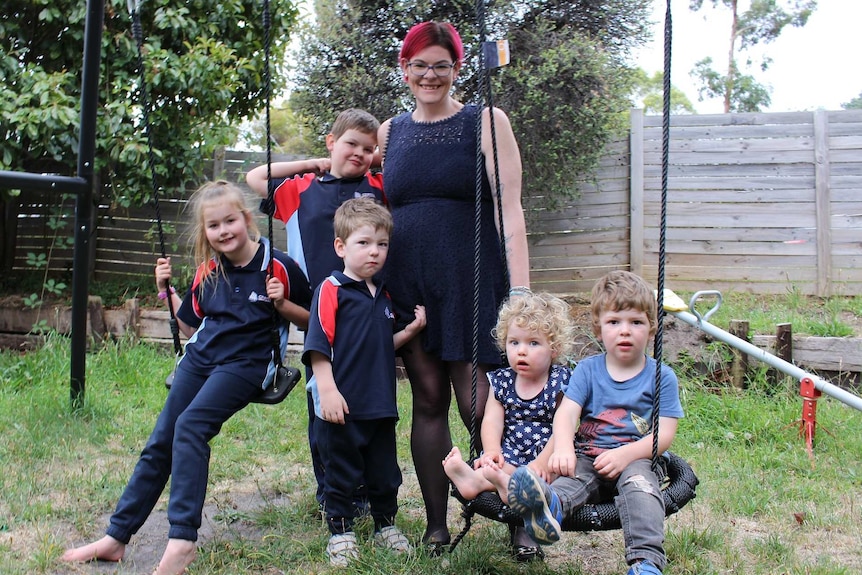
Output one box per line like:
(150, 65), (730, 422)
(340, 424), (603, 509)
(452, 452), (698, 531)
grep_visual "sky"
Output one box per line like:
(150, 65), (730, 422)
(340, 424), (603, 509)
(635, 0), (862, 113)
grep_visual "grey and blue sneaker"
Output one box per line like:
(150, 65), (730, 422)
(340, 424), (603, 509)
(507, 467), (563, 545)
(627, 560), (663, 575)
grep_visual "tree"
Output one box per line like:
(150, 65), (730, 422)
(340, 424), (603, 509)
(689, 0), (816, 113)
(289, 0), (479, 148)
(842, 92), (862, 110)
(289, 0), (652, 205)
(1, 0), (299, 207)
(241, 101), (318, 155)
(630, 69), (697, 115)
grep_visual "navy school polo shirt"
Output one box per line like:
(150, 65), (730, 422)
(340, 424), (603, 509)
(302, 271), (399, 421)
(269, 172), (385, 288)
(176, 238), (311, 384)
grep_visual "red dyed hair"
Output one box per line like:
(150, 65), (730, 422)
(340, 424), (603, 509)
(399, 21), (464, 63)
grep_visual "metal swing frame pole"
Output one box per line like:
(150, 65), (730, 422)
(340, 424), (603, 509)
(69, 0), (105, 408)
(0, 0), (104, 408)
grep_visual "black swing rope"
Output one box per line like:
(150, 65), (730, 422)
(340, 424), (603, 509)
(448, 0), (698, 551)
(449, 0), (509, 553)
(127, 0), (299, 404)
(651, 0), (675, 478)
(128, 0), (182, 359)
(258, 0), (302, 404)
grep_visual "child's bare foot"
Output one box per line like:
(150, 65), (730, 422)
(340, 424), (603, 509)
(60, 535), (126, 563)
(482, 462), (512, 502)
(442, 446), (462, 467)
(443, 446), (493, 500)
(152, 538), (196, 575)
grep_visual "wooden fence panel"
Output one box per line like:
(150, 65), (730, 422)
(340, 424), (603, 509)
(527, 138), (631, 294)
(828, 111), (862, 296)
(618, 109), (861, 297)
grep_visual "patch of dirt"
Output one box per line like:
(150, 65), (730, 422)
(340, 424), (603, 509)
(51, 488), (286, 575)
(565, 298), (712, 365)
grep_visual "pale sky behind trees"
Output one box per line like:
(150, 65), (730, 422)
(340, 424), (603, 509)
(636, 0), (862, 113)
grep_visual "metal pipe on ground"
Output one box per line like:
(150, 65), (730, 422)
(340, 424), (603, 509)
(666, 290), (862, 413)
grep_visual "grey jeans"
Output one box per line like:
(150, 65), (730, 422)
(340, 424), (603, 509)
(551, 455), (666, 569)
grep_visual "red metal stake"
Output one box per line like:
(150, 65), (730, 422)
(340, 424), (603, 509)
(798, 377), (821, 460)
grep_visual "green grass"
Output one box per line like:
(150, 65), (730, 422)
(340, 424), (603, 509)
(676, 286), (860, 337)
(1, 334), (862, 574)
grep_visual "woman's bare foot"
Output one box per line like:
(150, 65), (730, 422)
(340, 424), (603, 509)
(443, 446), (493, 500)
(152, 538), (196, 575)
(482, 462), (512, 502)
(60, 535), (126, 563)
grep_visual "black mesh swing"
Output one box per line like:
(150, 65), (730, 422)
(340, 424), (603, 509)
(447, 0), (698, 552)
(127, 0), (300, 404)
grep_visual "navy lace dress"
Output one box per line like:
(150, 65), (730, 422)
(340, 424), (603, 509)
(381, 105), (507, 365)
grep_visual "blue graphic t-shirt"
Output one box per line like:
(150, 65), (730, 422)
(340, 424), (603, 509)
(564, 354), (684, 456)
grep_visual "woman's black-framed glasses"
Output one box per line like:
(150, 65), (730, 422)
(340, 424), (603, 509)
(407, 61), (455, 78)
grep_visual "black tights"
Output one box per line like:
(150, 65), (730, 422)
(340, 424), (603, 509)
(399, 337), (492, 542)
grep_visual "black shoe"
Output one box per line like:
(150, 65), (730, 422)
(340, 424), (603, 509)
(422, 529), (451, 557)
(511, 524), (544, 562)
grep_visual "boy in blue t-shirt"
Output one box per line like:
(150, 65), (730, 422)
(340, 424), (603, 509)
(506, 270), (684, 575)
(247, 108), (385, 510)
(302, 198), (425, 566)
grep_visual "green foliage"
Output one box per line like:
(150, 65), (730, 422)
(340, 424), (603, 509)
(685, 288), (859, 338)
(242, 101), (318, 155)
(735, 0), (817, 49)
(692, 57), (773, 112)
(688, 0), (816, 112)
(495, 23), (633, 208)
(842, 91), (862, 110)
(629, 69), (697, 114)
(14, 195), (73, 322)
(290, 0), (652, 203)
(1, 0), (299, 206)
(0, 269), (160, 308)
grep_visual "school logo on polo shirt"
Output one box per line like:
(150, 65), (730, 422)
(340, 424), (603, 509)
(384, 306), (394, 320)
(248, 291), (270, 303)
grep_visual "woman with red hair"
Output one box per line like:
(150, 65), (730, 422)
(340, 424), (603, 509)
(378, 21), (533, 559)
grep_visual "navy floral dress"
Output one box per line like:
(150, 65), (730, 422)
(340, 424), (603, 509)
(489, 364), (572, 466)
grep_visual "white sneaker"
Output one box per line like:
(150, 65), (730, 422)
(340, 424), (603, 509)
(327, 532), (358, 566)
(373, 526), (412, 553)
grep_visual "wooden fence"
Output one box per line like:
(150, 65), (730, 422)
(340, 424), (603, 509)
(5, 109), (862, 296)
(528, 108), (862, 296)
(4, 151), (303, 282)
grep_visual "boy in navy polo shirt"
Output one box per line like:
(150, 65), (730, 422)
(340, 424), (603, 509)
(302, 198), (425, 566)
(246, 108), (384, 288)
(247, 108), (384, 510)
